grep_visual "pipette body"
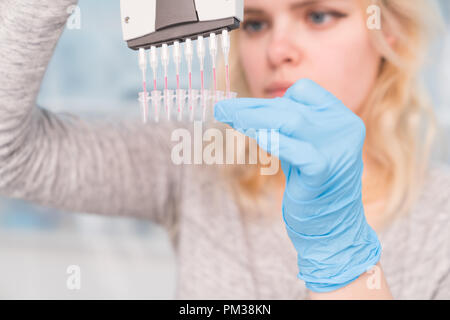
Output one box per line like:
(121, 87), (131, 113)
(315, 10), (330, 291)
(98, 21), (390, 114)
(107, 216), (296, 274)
(120, 0), (243, 49)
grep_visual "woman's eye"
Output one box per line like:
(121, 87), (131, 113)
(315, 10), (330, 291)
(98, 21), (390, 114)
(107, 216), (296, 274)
(309, 12), (330, 24)
(306, 11), (346, 27)
(242, 20), (268, 34)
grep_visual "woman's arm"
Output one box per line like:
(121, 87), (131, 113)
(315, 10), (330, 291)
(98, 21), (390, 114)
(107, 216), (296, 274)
(309, 263), (393, 300)
(0, 0), (183, 229)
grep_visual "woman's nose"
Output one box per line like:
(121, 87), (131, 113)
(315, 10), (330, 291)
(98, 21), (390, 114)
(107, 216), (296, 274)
(266, 26), (302, 69)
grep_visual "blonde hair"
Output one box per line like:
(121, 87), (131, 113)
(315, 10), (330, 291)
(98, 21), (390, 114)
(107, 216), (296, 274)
(216, 0), (444, 226)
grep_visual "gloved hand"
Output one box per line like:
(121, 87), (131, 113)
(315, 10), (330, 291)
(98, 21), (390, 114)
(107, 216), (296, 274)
(214, 79), (381, 293)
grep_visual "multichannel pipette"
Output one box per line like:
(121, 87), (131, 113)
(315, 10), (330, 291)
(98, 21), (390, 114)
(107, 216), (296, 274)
(150, 46), (158, 91)
(161, 43), (170, 120)
(138, 48), (148, 123)
(161, 43), (169, 92)
(120, 0), (244, 122)
(173, 41), (181, 90)
(185, 38), (194, 119)
(197, 35), (205, 94)
(209, 33), (218, 93)
(221, 29), (231, 98)
(196, 35), (206, 121)
(173, 40), (183, 120)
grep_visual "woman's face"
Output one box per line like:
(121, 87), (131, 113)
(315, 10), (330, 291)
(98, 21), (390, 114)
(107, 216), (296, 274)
(238, 0), (382, 113)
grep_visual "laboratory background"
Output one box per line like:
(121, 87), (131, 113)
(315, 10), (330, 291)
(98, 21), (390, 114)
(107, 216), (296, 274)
(0, 0), (449, 299)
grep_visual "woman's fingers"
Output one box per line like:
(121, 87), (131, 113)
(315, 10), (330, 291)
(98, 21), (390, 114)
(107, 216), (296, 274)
(276, 134), (328, 181)
(284, 78), (339, 108)
(214, 97), (306, 137)
(252, 131), (327, 181)
(214, 93), (329, 185)
(214, 97), (275, 126)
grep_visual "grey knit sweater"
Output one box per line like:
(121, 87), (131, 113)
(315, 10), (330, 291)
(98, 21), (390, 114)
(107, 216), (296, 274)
(0, 0), (449, 299)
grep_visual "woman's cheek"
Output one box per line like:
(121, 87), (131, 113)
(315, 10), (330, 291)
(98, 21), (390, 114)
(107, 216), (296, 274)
(239, 43), (267, 96)
(309, 37), (380, 113)
(335, 25), (381, 112)
(335, 45), (380, 113)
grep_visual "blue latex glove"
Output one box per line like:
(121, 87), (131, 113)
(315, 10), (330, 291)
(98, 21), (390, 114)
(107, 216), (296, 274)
(214, 79), (381, 293)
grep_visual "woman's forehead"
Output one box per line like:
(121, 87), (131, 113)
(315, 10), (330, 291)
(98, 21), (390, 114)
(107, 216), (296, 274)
(244, 0), (357, 11)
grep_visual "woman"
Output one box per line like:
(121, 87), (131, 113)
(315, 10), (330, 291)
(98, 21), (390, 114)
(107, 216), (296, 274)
(0, 0), (448, 299)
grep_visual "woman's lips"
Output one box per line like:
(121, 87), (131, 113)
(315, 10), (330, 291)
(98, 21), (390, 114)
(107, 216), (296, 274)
(264, 83), (293, 98)
(266, 89), (288, 98)
(266, 87), (289, 98)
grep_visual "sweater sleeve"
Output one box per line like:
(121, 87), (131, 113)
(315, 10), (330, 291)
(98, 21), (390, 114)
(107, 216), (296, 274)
(0, 0), (184, 230)
(432, 270), (450, 299)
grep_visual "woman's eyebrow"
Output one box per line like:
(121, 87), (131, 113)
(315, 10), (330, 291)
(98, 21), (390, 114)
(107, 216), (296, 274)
(244, 8), (266, 15)
(245, 0), (325, 15)
(290, 0), (324, 10)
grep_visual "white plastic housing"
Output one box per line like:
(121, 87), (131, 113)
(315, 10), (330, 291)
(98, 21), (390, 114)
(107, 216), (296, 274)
(120, 0), (244, 42)
(121, 0), (156, 42)
(194, 0), (243, 22)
